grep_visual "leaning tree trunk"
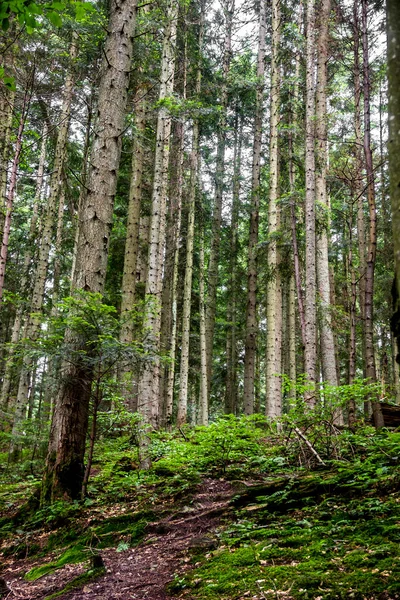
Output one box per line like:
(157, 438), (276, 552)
(137, 0), (178, 465)
(265, 0), (283, 418)
(387, 0), (400, 392)
(361, 0), (384, 428)
(243, 0), (266, 415)
(42, 0), (137, 502)
(304, 0), (317, 403)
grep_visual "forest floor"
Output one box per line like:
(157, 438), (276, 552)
(1, 478), (236, 600)
(1, 416), (400, 600)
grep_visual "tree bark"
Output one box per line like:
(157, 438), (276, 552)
(42, 2), (137, 502)
(315, 0), (337, 387)
(225, 110), (242, 415)
(361, 0), (383, 428)
(265, 0), (283, 418)
(304, 0), (317, 402)
(177, 14), (202, 425)
(0, 123), (47, 414)
(243, 0), (266, 415)
(205, 0), (234, 405)
(10, 39), (77, 459)
(137, 0), (178, 466)
(0, 81), (31, 305)
(387, 0), (400, 397)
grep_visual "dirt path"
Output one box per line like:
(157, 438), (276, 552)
(2, 479), (235, 600)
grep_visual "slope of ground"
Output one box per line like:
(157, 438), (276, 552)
(1, 416), (400, 600)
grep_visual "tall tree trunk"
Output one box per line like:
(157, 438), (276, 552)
(199, 223), (208, 425)
(162, 120), (184, 426)
(205, 0), (234, 405)
(315, 0), (337, 387)
(137, 0), (178, 465)
(0, 123), (47, 414)
(119, 86), (147, 410)
(387, 0), (400, 400)
(10, 39), (78, 459)
(352, 1), (367, 379)
(304, 0), (317, 402)
(243, 0), (266, 415)
(225, 110), (242, 415)
(0, 87), (15, 240)
(361, 0), (383, 428)
(0, 81), (32, 305)
(177, 13), (203, 425)
(265, 0), (282, 418)
(42, 2), (137, 502)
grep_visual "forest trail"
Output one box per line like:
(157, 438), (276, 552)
(3, 479), (235, 600)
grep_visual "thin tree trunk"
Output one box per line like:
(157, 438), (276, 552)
(163, 120), (184, 426)
(43, 2), (137, 502)
(243, 0), (266, 414)
(177, 14), (202, 425)
(265, 0), (282, 418)
(315, 0), (337, 387)
(288, 273), (297, 402)
(0, 87), (15, 239)
(10, 39), (78, 459)
(353, 1), (367, 380)
(119, 87), (147, 410)
(361, 0), (383, 428)
(0, 82), (31, 305)
(205, 0), (234, 405)
(0, 122), (47, 415)
(137, 0), (178, 465)
(289, 2), (307, 356)
(387, 0), (400, 403)
(199, 224), (208, 425)
(304, 0), (317, 402)
(225, 111), (242, 415)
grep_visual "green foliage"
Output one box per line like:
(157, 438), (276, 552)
(0, 0), (94, 33)
(171, 431), (400, 599)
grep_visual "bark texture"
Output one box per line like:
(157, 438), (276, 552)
(43, 3), (137, 501)
(265, 0), (282, 418)
(243, 0), (266, 415)
(137, 0), (178, 464)
(387, 0), (400, 383)
(304, 0), (317, 402)
(315, 0), (338, 387)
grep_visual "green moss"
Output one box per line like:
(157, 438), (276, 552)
(172, 471), (400, 600)
(43, 567), (106, 600)
(25, 545), (87, 581)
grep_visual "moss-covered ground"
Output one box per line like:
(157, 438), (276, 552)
(1, 415), (400, 599)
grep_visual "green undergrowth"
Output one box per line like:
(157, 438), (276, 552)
(168, 430), (400, 600)
(1, 414), (400, 600)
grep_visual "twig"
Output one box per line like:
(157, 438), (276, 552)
(294, 427), (326, 466)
